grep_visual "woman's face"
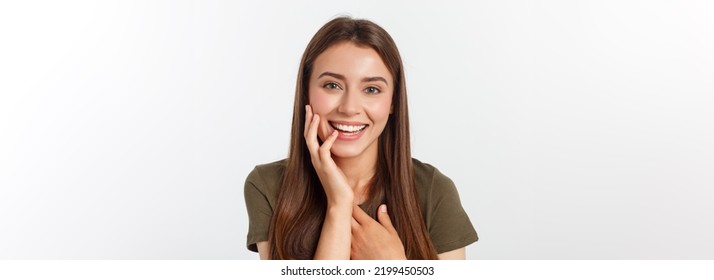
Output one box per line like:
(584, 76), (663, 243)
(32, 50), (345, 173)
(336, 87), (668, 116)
(308, 41), (394, 159)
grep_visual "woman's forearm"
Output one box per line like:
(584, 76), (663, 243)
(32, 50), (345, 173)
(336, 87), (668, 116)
(313, 202), (352, 259)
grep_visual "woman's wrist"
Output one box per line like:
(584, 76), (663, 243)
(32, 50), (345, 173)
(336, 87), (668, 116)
(324, 188), (354, 207)
(326, 196), (354, 212)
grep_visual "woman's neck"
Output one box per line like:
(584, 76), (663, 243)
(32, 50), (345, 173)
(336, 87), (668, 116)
(333, 145), (378, 203)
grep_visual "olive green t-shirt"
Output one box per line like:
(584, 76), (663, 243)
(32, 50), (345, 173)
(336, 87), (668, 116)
(244, 158), (478, 255)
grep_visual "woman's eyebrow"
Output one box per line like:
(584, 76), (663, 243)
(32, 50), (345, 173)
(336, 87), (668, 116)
(362, 76), (388, 86)
(318, 71), (389, 85)
(318, 71), (345, 80)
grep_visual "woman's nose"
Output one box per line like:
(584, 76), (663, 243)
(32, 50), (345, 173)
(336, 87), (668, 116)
(337, 90), (361, 115)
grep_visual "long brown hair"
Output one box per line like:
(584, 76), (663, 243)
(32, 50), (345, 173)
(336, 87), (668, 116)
(268, 16), (438, 260)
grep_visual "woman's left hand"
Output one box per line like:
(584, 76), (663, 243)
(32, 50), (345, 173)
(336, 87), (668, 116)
(350, 204), (407, 260)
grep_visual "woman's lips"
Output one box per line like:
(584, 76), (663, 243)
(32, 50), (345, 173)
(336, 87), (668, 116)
(328, 121), (368, 140)
(329, 121), (367, 133)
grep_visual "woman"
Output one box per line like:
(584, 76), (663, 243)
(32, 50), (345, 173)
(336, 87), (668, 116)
(244, 16), (477, 260)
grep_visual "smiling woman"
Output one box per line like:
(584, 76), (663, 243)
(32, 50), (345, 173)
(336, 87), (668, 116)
(243, 16), (478, 260)
(310, 42), (393, 159)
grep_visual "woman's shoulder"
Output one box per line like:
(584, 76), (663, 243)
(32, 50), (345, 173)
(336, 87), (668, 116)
(245, 159), (287, 194)
(253, 158), (287, 173)
(412, 158), (457, 194)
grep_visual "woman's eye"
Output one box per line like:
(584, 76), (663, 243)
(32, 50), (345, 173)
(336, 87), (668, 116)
(324, 82), (341, 90)
(365, 87), (381, 94)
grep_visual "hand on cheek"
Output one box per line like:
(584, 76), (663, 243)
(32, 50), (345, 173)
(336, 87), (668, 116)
(304, 105), (354, 205)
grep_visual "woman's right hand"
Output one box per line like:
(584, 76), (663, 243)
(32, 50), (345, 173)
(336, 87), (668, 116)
(304, 105), (354, 206)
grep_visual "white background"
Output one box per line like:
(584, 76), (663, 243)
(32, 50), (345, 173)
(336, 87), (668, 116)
(1, 0), (713, 259)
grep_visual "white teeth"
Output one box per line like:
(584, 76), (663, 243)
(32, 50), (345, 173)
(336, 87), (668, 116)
(331, 122), (367, 133)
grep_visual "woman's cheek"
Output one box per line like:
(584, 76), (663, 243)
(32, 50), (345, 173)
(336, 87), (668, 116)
(309, 88), (336, 110)
(368, 98), (393, 122)
(308, 91), (333, 142)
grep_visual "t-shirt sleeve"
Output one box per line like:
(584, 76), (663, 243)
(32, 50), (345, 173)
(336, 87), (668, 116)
(244, 167), (273, 253)
(427, 169), (479, 254)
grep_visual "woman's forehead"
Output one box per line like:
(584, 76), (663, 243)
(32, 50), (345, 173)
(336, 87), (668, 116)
(312, 41), (393, 83)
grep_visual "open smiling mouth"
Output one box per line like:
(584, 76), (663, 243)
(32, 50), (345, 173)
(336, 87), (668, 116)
(329, 121), (368, 134)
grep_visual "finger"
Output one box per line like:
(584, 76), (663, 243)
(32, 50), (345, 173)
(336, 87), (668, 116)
(377, 204), (397, 233)
(305, 112), (321, 157)
(351, 217), (360, 231)
(303, 105), (312, 137)
(351, 204), (371, 225)
(318, 130), (338, 162)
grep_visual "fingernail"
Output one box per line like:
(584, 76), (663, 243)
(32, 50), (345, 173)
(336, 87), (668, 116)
(305, 105), (309, 112)
(380, 204), (387, 213)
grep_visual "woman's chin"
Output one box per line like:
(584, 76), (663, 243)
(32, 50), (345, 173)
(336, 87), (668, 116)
(329, 145), (364, 159)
